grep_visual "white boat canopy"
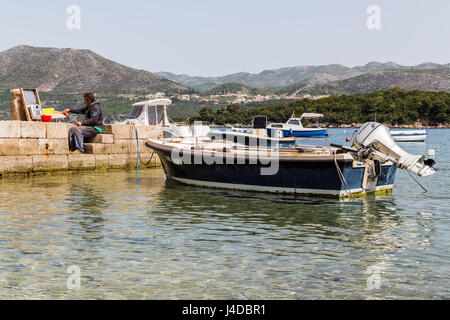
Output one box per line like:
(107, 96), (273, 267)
(124, 98), (172, 126)
(131, 98), (172, 108)
(300, 113), (324, 120)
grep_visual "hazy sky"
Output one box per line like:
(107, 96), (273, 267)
(0, 0), (449, 76)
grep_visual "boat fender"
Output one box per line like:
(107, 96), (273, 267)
(374, 160), (381, 176)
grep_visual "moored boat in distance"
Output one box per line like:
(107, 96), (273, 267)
(208, 129), (297, 148)
(145, 122), (436, 199)
(390, 129), (428, 142)
(266, 113), (328, 138)
(119, 98), (172, 126)
(118, 97), (212, 143)
(209, 116), (297, 148)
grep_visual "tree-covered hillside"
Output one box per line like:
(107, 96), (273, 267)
(204, 82), (271, 96)
(192, 88), (450, 126)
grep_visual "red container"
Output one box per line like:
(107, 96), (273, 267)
(40, 115), (52, 122)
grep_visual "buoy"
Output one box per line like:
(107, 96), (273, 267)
(428, 149), (436, 158)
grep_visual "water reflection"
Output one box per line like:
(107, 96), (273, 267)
(160, 180), (403, 235)
(157, 180), (441, 299)
(67, 186), (107, 241)
(0, 154), (447, 299)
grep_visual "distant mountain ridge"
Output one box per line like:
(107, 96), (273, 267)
(0, 45), (191, 94)
(277, 69), (450, 96)
(1, 45), (449, 99)
(158, 62), (450, 90)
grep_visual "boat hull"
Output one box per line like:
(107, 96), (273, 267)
(267, 128), (328, 138)
(390, 130), (427, 142)
(147, 141), (397, 199)
(392, 135), (427, 142)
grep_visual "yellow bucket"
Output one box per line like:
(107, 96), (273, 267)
(42, 108), (55, 115)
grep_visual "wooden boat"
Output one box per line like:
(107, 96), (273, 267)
(145, 122), (436, 199)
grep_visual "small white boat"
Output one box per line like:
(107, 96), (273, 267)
(117, 97), (211, 143)
(390, 129), (427, 142)
(120, 98), (172, 126)
(266, 113), (328, 138)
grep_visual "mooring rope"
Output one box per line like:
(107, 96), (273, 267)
(407, 170), (428, 193)
(130, 123), (156, 167)
(333, 150), (355, 200)
(135, 127), (140, 170)
(128, 123), (142, 170)
(146, 151), (155, 166)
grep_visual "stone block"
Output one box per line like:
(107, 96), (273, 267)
(0, 155), (33, 174)
(131, 125), (163, 139)
(0, 139), (20, 156)
(94, 154), (109, 169)
(18, 139), (39, 155)
(86, 134), (114, 144)
(21, 122), (46, 138)
(103, 124), (133, 139)
(108, 154), (130, 169)
(19, 139), (59, 155)
(68, 154), (96, 170)
(109, 139), (131, 154)
(32, 155), (68, 172)
(46, 123), (69, 139)
(129, 139), (150, 154)
(37, 139), (56, 155)
(53, 139), (70, 155)
(84, 143), (111, 154)
(0, 121), (21, 138)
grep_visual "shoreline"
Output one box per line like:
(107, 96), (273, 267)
(212, 123), (450, 129)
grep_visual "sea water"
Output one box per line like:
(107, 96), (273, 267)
(0, 129), (448, 299)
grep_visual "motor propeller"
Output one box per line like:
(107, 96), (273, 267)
(354, 122), (436, 177)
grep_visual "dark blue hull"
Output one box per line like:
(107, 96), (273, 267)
(150, 144), (397, 198)
(267, 128), (328, 138)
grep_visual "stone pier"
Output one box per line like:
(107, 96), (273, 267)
(0, 121), (162, 176)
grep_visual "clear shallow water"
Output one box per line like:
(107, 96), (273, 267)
(0, 128), (449, 299)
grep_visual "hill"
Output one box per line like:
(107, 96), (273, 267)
(204, 82), (271, 96)
(277, 69), (450, 96)
(0, 45), (192, 94)
(158, 62), (450, 90)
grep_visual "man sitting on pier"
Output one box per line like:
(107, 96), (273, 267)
(64, 92), (104, 154)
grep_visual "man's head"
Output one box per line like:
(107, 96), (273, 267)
(83, 92), (96, 106)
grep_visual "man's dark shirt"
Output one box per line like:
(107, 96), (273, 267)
(69, 102), (104, 128)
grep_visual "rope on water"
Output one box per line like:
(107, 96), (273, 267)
(131, 123), (155, 167)
(135, 127), (140, 170)
(146, 151), (155, 166)
(334, 150), (355, 200)
(407, 170), (428, 193)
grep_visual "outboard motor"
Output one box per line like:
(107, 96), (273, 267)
(354, 122), (436, 177)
